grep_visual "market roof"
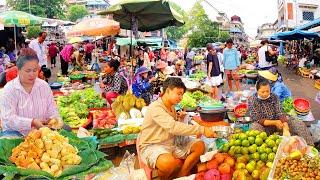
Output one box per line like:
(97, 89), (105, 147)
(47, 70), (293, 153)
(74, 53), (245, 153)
(295, 17), (320, 31)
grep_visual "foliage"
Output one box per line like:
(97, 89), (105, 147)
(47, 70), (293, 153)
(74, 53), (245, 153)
(165, 2), (230, 47)
(165, 1), (188, 41)
(68, 5), (89, 22)
(26, 26), (41, 39)
(6, 0), (66, 19)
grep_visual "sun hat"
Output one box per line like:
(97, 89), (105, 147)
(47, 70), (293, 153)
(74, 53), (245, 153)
(135, 66), (150, 76)
(156, 60), (168, 69)
(164, 66), (175, 75)
(258, 67), (278, 81)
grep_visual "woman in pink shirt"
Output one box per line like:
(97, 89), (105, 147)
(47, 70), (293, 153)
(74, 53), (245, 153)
(0, 48), (60, 136)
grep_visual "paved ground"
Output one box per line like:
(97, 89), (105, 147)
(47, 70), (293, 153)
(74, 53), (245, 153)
(277, 65), (320, 120)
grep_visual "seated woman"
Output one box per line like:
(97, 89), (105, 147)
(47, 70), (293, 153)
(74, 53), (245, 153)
(0, 48), (60, 136)
(249, 79), (314, 145)
(132, 67), (155, 105)
(152, 60), (168, 95)
(139, 77), (217, 180)
(258, 67), (291, 103)
(100, 59), (128, 105)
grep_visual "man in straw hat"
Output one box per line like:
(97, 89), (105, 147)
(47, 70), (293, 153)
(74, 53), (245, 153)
(258, 67), (291, 103)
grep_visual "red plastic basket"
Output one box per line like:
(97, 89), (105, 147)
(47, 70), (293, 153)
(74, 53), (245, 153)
(234, 103), (248, 118)
(293, 98), (310, 113)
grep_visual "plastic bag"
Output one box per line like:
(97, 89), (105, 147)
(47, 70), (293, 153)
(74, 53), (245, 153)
(93, 151), (136, 180)
(309, 121), (320, 142)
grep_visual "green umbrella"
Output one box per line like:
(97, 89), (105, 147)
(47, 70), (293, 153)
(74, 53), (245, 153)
(116, 37), (137, 46)
(0, 11), (43, 54)
(0, 10), (42, 27)
(99, 0), (184, 32)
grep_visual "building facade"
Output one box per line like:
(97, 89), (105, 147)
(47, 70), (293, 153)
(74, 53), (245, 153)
(67, 0), (110, 14)
(277, 0), (320, 31)
(229, 15), (248, 44)
(256, 23), (277, 39)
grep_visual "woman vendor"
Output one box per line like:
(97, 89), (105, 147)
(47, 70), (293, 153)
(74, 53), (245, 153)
(0, 48), (60, 136)
(100, 59), (128, 105)
(132, 67), (155, 104)
(152, 60), (168, 95)
(249, 79), (313, 145)
(139, 77), (217, 180)
(258, 67), (292, 103)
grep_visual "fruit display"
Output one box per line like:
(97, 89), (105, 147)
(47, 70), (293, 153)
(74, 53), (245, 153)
(92, 128), (122, 139)
(196, 153), (235, 180)
(111, 92), (146, 119)
(122, 126), (141, 135)
(273, 155), (320, 180)
(9, 127), (82, 177)
(220, 130), (281, 179)
(57, 88), (105, 128)
(92, 109), (117, 129)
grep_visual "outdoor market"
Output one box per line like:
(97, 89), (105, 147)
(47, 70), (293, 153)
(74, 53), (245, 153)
(0, 0), (320, 180)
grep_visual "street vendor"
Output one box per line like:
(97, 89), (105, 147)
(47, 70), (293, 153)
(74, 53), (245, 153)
(249, 79), (314, 145)
(100, 59), (128, 105)
(139, 77), (217, 180)
(258, 67), (292, 103)
(152, 60), (168, 95)
(0, 48), (60, 136)
(132, 67), (155, 104)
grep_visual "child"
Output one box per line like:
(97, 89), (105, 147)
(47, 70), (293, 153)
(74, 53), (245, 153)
(132, 67), (155, 104)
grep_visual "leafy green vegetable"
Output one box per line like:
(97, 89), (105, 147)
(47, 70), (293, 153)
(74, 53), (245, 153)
(189, 71), (207, 80)
(191, 90), (204, 101)
(0, 138), (23, 165)
(282, 97), (294, 113)
(180, 92), (197, 109)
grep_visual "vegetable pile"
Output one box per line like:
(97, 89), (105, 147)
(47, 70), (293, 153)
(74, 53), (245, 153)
(189, 71), (207, 80)
(10, 127), (82, 177)
(57, 89), (105, 128)
(282, 97), (296, 116)
(92, 129), (121, 139)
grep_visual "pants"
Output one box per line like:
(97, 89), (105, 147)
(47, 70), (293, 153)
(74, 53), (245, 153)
(105, 91), (119, 105)
(85, 53), (92, 63)
(251, 117), (314, 145)
(61, 57), (69, 76)
(51, 56), (56, 65)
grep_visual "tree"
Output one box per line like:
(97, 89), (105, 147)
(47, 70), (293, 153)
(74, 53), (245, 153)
(68, 5), (89, 22)
(186, 2), (221, 47)
(6, 0), (66, 19)
(165, 2), (188, 41)
(26, 26), (42, 39)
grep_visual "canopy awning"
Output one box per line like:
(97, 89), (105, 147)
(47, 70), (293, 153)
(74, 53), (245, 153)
(269, 29), (319, 40)
(295, 17), (320, 30)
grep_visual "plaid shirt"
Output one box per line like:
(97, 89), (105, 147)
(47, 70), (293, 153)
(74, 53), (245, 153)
(249, 93), (287, 125)
(103, 72), (128, 94)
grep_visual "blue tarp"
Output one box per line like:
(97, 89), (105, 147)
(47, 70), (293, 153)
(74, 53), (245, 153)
(269, 29), (319, 40)
(230, 28), (242, 33)
(295, 18), (320, 30)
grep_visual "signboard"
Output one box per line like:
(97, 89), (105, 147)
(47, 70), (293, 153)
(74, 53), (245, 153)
(287, 3), (293, 20)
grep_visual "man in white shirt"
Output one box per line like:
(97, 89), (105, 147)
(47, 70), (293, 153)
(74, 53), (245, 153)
(258, 39), (277, 70)
(29, 32), (48, 67)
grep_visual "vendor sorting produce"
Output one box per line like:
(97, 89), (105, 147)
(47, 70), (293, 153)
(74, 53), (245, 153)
(138, 77), (217, 180)
(258, 67), (292, 103)
(100, 59), (128, 105)
(0, 48), (62, 136)
(249, 79), (314, 145)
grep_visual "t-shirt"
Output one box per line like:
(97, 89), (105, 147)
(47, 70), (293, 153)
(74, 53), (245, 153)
(207, 53), (220, 77)
(258, 45), (273, 68)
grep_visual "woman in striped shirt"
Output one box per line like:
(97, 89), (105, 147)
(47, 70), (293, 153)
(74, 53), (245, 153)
(0, 48), (60, 136)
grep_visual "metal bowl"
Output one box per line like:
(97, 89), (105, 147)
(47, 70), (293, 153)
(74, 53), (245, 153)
(50, 82), (62, 89)
(245, 74), (258, 79)
(199, 108), (227, 122)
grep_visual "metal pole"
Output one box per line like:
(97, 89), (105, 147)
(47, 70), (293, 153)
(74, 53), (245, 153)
(29, 0), (31, 14)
